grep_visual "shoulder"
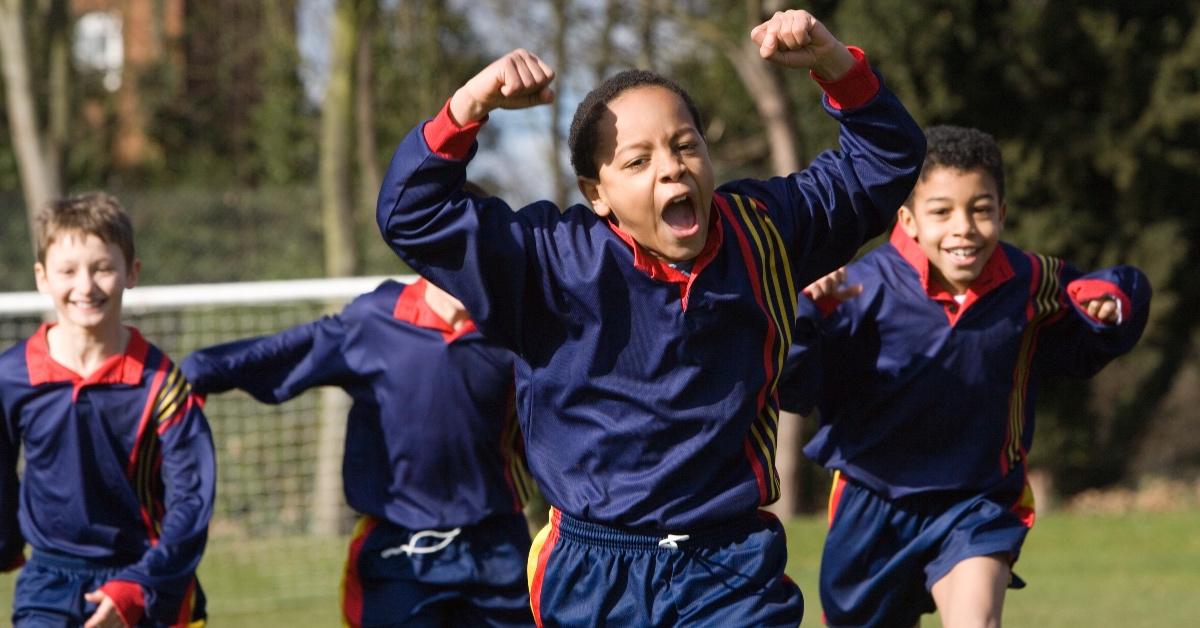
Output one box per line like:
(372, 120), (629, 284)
(0, 339), (31, 392)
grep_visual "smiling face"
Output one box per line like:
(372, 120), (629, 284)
(578, 85), (716, 263)
(898, 166), (1006, 294)
(34, 231), (139, 334)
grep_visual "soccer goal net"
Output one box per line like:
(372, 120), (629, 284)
(0, 275), (409, 617)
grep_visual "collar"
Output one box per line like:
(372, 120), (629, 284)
(605, 204), (724, 308)
(27, 323), (150, 391)
(889, 222), (1015, 324)
(392, 278), (479, 343)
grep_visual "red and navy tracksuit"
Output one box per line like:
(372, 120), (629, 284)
(783, 224), (1151, 626)
(1, 326), (214, 627)
(376, 47), (925, 626)
(180, 278), (536, 627)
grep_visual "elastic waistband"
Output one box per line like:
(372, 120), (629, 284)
(30, 549), (131, 573)
(553, 509), (770, 551)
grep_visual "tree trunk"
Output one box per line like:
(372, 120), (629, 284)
(637, 0), (656, 70)
(724, 38), (801, 176)
(355, 0), (381, 216)
(0, 0), (61, 255)
(549, 0), (570, 208)
(592, 0), (619, 83)
(44, 0), (69, 194)
(312, 0), (363, 537)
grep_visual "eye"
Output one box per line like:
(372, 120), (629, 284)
(927, 207), (950, 218)
(624, 157), (649, 170)
(973, 204), (994, 214)
(677, 142), (697, 153)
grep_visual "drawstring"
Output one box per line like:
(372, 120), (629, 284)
(658, 533), (691, 550)
(381, 527), (462, 557)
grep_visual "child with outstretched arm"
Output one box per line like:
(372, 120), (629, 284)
(0, 193), (214, 627)
(377, 8), (925, 625)
(783, 125), (1151, 627)
(181, 277), (536, 627)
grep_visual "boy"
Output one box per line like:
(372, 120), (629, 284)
(377, 9), (924, 625)
(0, 193), (214, 627)
(180, 277), (536, 627)
(790, 125), (1151, 627)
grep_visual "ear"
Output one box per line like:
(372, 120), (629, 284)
(577, 176), (612, 219)
(34, 262), (48, 294)
(997, 201), (1008, 231)
(126, 258), (141, 290)
(898, 206), (919, 239)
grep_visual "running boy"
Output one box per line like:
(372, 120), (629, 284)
(791, 125), (1151, 627)
(181, 277), (535, 627)
(377, 9), (924, 625)
(0, 193), (214, 627)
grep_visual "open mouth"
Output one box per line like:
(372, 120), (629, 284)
(661, 194), (700, 238)
(944, 246), (979, 267)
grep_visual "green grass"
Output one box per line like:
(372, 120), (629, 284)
(3, 510), (1198, 626)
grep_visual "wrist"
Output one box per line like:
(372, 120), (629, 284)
(449, 89), (490, 126)
(810, 44), (856, 82)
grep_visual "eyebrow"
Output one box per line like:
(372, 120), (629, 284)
(923, 193), (997, 204)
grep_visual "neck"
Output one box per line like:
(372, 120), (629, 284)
(46, 322), (129, 377)
(421, 282), (469, 330)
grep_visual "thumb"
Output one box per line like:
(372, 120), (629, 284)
(84, 590), (103, 603)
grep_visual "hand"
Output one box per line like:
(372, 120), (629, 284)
(83, 591), (128, 628)
(750, 10), (855, 80)
(1083, 296), (1121, 325)
(803, 268), (862, 303)
(450, 49), (555, 124)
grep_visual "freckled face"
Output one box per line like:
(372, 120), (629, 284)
(898, 167), (1006, 294)
(581, 86), (716, 263)
(34, 232), (139, 332)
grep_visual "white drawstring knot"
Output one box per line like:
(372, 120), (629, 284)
(658, 533), (690, 550)
(380, 527), (462, 557)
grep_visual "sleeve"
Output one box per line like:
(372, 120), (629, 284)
(1035, 263), (1152, 378)
(0, 401), (26, 572)
(779, 294), (823, 416)
(105, 384), (216, 625)
(721, 49), (927, 289)
(375, 102), (558, 352)
(180, 314), (356, 404)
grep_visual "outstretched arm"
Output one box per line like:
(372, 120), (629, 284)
(181, 314), (354, 404)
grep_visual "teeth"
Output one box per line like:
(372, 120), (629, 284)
(947, 247), (976, 260)
(671, 195), (689, 205)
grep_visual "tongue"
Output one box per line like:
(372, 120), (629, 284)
(662, 202), (696, 231)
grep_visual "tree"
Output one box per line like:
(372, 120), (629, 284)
(0, 0), (65, 254)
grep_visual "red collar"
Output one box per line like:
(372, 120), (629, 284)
(605, 204), (724, 309)
(889, 222), (1014, 324)
(27, 323), (150, 392)
(392, 278), (479, 343)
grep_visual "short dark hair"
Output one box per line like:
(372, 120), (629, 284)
(35, 192), (136, 266)
(919, 125), (1006, 200)
(568, 69), (704, 179)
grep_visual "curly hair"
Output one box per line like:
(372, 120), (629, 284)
(920, 125), (1006, 201)
(568, 69), (704, 179)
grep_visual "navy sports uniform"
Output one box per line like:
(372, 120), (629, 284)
(180, 278), (535, 627)
(377, 48), (924, 626)
(788, 224), (1151, 626)
(1, 325), (214, 627)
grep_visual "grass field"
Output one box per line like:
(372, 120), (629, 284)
(2, 509), (1198, 626)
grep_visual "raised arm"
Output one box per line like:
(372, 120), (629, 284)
(727, 10), (926, 288)
(375, 51), (560, 350)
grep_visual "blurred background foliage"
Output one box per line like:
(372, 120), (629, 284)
(2, 0), (1198, 506)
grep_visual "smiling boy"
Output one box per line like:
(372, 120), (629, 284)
(0, 193), (214, 627)
(377, 9), (924, 625)
(793, 125), (1151, 627)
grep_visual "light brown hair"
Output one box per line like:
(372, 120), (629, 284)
(35, 192), (136, 266)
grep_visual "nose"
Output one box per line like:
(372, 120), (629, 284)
(658, 151), (686, 182)
(949, 208), (977, 236)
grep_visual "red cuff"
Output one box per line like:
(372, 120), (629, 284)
(802, 290), (841, 318)
(1067, 278), (1131, 324)
(811, 46), (879, 110)
(99, 580), (145, 627)
(422, 98), (487, 160)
